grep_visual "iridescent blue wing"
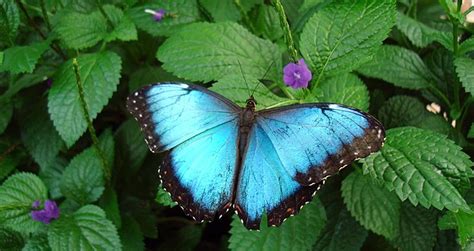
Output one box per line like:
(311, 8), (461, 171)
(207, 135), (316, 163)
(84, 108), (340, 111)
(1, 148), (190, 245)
(127, 83), (240, 221)
(235, 103), (384, 229)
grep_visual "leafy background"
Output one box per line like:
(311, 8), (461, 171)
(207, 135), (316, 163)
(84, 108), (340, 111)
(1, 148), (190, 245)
(0, 0), (473, 250)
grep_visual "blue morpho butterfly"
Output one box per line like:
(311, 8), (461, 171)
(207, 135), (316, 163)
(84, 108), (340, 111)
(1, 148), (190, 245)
(127, 81), (385, 230)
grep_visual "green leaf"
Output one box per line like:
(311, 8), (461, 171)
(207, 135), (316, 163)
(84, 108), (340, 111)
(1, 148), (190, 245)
(98, 187), (121, 229)
(103, 5), (137, 42)
(158, 225), (202, 251)
(120, 216), (144, 251)
(0, 99), (13, 134)
(378, 95), (432, 129)
(0, 140), (23, 180)
(0, 0), (20, 44)
(396, 12), (451, 49)
(54, 9), (108, 50)
(157, 22), (280, 82)
(229, 199), (326, 251)
(254, 5), (283, 41)
(458, 37), (474, 55)
(358, 45), (433, 89)
(395, 203), (438, 251)
(59, 132), (114, 205)
(0, 41), (50, 74)
(48, 51), (121, 147)
(210, 75), (292, 110)
(22, 234), (50, 251)
(39, 158), (67, 199)
(200, 0), (240, 22)
(313, 73), (369, 111)
(3, 65), (55, 100)
(313, 207), (368, 251)
(438, 208), (474, 248)
(300, 0), (396, 84)
(0, 173), (48, 233)
(115, 119), (149, 175)
(128, 66), (183, 92)
(121, 197), (157, 238)
(341, 171), (401, 240)
(48, 205), (121, 251)
(468, 124), (474, 139)
(20, 99), (64, 168)
(0, 227), (24, 251)
(127, 0), (200, 37)
(454, 57), (474, 96)
(155, 185), (176, 207)
(362, 127), (472, 212)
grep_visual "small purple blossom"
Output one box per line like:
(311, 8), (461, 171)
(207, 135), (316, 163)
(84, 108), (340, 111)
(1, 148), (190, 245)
(31, 200), (60, 224)
(145, 9), (166, 22)
(283, 59), (312, 89)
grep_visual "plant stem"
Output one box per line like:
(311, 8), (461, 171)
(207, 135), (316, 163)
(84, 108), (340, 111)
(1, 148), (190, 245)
(72, 58), (110, 182)
(273, 0), (299, 62)
(39, 0), (51, 31)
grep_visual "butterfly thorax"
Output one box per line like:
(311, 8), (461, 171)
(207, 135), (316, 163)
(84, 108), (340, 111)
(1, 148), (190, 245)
(238, 96), (257, 153)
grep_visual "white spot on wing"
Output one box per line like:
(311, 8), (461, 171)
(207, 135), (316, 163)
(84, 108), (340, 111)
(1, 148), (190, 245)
(328, 104), (340, 109)
(178, 83), (189, 88)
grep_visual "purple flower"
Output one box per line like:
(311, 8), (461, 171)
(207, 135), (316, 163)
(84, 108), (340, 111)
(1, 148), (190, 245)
(283, 59), (312, 89)
(145, 9), (166, 22)
(31, 200), (60, 224)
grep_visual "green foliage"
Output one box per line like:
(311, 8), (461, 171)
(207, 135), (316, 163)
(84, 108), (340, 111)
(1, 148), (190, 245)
(313, 73), (369, 111)
(454, 57), (474, 96)
(300, 0), (396, 85)
(342, 171), (401, 240)
(0, 173), (48, 233)
(229, 199), (326, 251)
(48, 51), (121, 147)
(363, 127), (472, 211)
(0, 0), (473, 249)
(0, 0), (19, 45)
(358, 45), (433, 89)
(48, 205), (121, 251)
(0, 41), (50, 74)
(157, 22), (280, 82)
(60, 130), (113, 205)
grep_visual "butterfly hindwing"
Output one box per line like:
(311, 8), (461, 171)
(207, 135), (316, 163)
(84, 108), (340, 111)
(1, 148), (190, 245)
(257, 103), (385, 185)
(127, 83), (240, 221)
(234, 123), (322, 229)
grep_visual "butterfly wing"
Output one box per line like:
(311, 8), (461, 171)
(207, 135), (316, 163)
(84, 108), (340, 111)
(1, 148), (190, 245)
(256, 103), (385, 185)
(235, 103), (384, 229)
(127, 83), (240, 221)
(234, 122), (322, 229)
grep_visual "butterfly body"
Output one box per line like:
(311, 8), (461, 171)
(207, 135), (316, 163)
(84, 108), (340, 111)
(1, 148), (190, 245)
(127, 82), (385, 230)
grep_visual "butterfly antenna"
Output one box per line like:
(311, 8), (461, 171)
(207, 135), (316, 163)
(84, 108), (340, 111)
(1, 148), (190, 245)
(250, 61), (275, 97)
(237, 60), (252, 97)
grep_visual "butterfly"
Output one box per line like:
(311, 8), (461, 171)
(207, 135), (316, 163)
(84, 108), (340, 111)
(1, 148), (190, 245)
(127, 82), (385, 230)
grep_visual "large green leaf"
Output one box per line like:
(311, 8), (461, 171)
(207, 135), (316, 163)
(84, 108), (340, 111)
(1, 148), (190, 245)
(300, 0), (396, 85)
(157, 22), (280, 82)
(0, 41), (50, 74)
(55, 5), (136, 50)
(60, 131), (114, 205)
(120, 216), (144, 251)
(0, 173), (48, 233)
(115, 119), (149, 175)
(341, 171), (401, 240)
(229, 199), (326, 251)
(438, 208), (474, 248)
(0, 0), (20, 44)
(458, 37), (474, 55)
(48, 205), (121, 251)
(0, 99), (12, 134)
(395, 203), (438, 251)
(378, 95), (428, 129)
(358, 45), (433, 89)
(254, 5), (283, 41)
(200, 0), (240, 22)
(454, 57), (474, 96)
(396, 12), (451, 49)
(211, 75), (292, 110)
(0, 227), (24, 251)
(127, 0), (200, 37)
(22, 233), (50, 251)
(48, 51), (121, 147)
(313, 73), (369, 111)
(39, 158), (67, 199)
(362, 127), (472, 212)
(20, 99), (64, 168)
